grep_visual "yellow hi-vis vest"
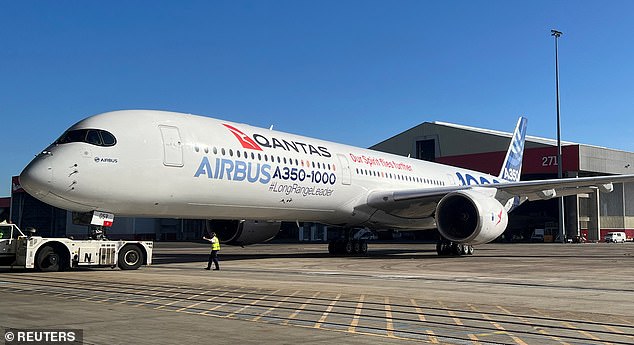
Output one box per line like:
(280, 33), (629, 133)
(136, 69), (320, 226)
(211, 237), (220, 251)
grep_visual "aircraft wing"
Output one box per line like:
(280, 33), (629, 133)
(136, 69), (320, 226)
(367, 174), (634, 218)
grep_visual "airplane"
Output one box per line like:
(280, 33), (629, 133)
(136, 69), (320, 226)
(19, 110), (634, 256)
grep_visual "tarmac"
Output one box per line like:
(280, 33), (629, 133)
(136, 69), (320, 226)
(2, 241), (634, 345)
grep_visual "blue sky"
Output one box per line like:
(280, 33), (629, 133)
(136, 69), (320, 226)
(2, 1), (634, 196)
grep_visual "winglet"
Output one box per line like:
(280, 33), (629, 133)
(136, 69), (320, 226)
(498, 117), (527, 182)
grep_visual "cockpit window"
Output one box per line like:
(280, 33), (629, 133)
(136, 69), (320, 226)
(55, 129), (117, 147)
(86, 130), (102, 145)
(101, 131), (116, 146)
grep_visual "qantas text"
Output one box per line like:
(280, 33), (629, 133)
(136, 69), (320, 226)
(251, 133), (331, 157)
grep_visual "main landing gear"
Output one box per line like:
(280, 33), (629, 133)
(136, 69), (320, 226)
(436, 240), (474, 256)
(328, 228), (369, 256)
(328, 239), (368, 255)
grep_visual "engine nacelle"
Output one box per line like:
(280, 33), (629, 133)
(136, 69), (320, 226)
(206, 220), (281, 246)
(436, 190), (508, 245)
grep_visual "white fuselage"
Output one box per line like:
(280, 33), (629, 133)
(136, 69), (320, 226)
(20, 110), (501, 230)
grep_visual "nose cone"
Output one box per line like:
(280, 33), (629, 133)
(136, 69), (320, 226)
(20, 156), (53, 198)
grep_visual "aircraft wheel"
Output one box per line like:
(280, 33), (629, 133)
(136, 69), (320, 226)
(353, 240), (361, 254)
(437, 241), (452, 256)
(359, 241), (368, 255)
(451, 242), (463, 256)
(344, 241), (354, 255)
(328, 241), (336, 254)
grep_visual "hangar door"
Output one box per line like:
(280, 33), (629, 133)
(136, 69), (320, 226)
(159, 125), (184, 167)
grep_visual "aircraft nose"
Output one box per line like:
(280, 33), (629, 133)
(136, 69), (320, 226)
(20, 156), (53, 197)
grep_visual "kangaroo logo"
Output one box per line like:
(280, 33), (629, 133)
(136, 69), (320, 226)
(223, 124), (263, 151)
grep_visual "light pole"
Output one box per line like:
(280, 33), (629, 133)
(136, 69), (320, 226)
(551, 29), (565, 243)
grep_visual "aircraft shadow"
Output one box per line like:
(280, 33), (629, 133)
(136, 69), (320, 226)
(153, 248), (451, 265)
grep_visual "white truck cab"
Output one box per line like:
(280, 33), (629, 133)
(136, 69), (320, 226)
(0, 221), (153, 271)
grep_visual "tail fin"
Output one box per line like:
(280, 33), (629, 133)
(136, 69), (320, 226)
(499, 117), (527, 182)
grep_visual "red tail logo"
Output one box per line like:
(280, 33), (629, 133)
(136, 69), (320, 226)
(223, 124), (263, 151)
(496, 209), (503, 225)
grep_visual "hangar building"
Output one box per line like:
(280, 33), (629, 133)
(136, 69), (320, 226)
(371, 120), (634, 241)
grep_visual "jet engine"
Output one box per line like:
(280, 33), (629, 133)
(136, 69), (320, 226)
(436, 190), (508, 245)
(206, 220), (281, 246)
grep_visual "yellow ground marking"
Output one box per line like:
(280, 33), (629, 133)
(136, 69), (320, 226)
(468, 333), (482, 344)
(532, 308), (608, 344)
(200, 293), (247, 315)
(496, 306), (571, 345)
(152, 290), (191, 309)
(177, 288), (239, 313)
(425, 330), (440, 344)
(251, 290), (301, 322)
(469, 304), (528, 345)
(223, 289), (282, 317)
(614, 317), (634, 326)
(281, 291), (321, 325)
(567, 312), (629, 338)
(189, 290), (234, 314)
(385, 297), (395, 337)
(280, 317), (432, 344)
(314, 293), (341, 329)
(347, 294), (366, 333)
(603, 325), (625, 334)
(438, 301), (463, 326)
(410, 298), (426, 322)
(561, 321), (605, 343)
(133, 287), (180, 307)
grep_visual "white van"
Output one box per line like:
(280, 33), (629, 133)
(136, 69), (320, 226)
(604, 232), (627, 243)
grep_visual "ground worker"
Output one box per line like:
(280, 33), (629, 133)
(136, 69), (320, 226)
(203, 232), (220, 270)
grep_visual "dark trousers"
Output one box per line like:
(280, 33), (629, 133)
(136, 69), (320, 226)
(207, 250), (219, 270)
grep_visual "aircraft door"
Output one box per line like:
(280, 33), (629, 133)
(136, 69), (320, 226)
(336, 154), (351, 185)
(158, 125), (184, 167)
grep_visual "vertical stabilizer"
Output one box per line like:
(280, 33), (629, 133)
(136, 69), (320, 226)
(498, 117), (527, 182)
